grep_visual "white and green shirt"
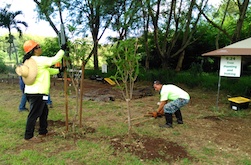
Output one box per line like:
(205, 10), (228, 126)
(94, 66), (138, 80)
(160, 84), (190, 101)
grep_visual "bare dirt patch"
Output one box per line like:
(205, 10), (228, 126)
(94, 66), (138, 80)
(110, 133), (194, 163)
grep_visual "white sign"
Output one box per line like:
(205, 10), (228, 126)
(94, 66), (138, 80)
(102, 64), (107, 73)
(219, 56), (241, 77)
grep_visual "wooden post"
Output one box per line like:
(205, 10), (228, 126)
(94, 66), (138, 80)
(63, 59), (69, 131)
(79, 60), (85, 127)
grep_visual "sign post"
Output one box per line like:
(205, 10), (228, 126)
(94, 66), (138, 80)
(216, 56), (241, 109)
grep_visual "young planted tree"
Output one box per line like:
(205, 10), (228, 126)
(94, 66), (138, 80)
(111, 39), (140, 137)
(66, 25), (89, 131)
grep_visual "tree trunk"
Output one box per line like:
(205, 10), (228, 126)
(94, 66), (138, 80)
(93, 40), (99, 70)
(126, 99), (132, 140)
(175, 51), (185, 72)
(7, 33), (13, 61)
(232, 0), (249, 42)
(141, 0), (150, 69)
(216, 0), (230, 49)
(161, 57), (169, 69)
(144, 34), (150, 69)
(12, 41), (19, 64)
(145, 54), (150, 69)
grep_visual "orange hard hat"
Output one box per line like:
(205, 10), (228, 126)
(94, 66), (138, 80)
(23, 40), (38, 53)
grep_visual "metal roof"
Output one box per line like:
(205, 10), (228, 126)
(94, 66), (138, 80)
(202, 37), (251, 56)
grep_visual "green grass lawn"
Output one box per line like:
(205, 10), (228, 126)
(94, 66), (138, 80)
(1, 78), (251, 165)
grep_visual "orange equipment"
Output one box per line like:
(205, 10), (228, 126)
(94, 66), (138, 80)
(55, 62), (61, 68)
(145, 109), (164, 118)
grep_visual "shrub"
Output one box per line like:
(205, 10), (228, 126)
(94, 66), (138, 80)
(0, 58), (7, 73)
(84, 67), (250, 96)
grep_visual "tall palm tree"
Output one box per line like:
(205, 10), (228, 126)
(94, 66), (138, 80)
(0, 4), (28, 64)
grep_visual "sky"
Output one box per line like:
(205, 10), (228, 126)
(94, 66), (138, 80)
(0, 0), (219, 42)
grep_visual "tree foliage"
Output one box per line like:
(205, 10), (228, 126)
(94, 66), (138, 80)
(0, 5), (28, 37)
(199, 0), (250, 43)
(0, 4), (28, 63)
(1, 0), (251, 72)
(68, 0), (116, 70)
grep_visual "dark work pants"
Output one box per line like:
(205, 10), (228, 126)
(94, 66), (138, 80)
(25, 94), (49, 139)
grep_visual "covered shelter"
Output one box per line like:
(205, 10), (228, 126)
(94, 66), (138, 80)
(203, 37), (251, 56)
(202, 37), (251, 109)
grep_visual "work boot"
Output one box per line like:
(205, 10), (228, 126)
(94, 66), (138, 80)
(174, 109), (183, 124)
(24, 137), (43, 143)
(159, 113), (173, 128)
(159, 123), (173, 128)
(38, 131), (56, 138)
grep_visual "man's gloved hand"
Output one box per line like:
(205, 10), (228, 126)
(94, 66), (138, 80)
(61, 44), (67, 51)
(152, 112), (158, 118)
(158, 109), (164, 115)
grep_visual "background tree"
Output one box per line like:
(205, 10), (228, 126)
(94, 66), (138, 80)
(109, 0), (142, 42)
(42, 38), (61, 56)
(0, 4), (28, 64)
(33, 0), (61, 36)
(198, 0), (250, 44)
(147, 0), (207, 70)
(1, 0), (250, 74)
(139, 0), (151, 69)
(174, 0), (206, 71)
(69, 0), (115, 70)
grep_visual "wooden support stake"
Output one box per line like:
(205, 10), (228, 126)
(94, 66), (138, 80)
(132, 118), (153, 126)
(125, 116), (146, 122)
(63, 59), (69, 132)
(79, 61), (85, 127)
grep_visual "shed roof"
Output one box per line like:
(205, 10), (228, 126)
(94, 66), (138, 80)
(202, 37), (251, 56)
